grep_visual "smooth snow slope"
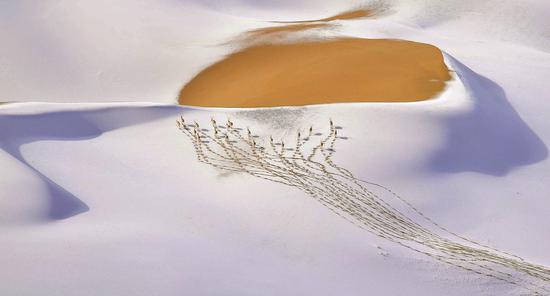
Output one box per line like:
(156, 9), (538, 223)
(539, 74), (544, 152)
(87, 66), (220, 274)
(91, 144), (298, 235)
(1, 0), (550, 295)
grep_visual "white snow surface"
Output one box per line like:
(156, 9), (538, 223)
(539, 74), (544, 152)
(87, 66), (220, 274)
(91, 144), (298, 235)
(1, 1), (550, 295)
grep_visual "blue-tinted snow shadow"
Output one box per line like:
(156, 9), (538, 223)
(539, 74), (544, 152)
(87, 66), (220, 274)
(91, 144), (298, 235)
(427, 56), (547, 176)
(0, 105), (182, 221)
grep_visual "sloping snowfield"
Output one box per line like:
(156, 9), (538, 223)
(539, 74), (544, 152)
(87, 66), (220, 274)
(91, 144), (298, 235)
(1, 1), (550, 295)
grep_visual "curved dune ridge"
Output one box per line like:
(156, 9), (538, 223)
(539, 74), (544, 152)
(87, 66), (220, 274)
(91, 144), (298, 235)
(178, 38), (452, 108)
(251, 8), (377, 37)
(274, 8), (377, 23)
(246, 23), (330, 37)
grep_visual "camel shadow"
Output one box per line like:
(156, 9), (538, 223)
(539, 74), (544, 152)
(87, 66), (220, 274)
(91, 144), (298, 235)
(0, 105), (182, 221)
(428, 56), (547, 176)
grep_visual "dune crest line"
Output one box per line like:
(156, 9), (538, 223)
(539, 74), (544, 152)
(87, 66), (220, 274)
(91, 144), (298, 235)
(177, 117), (550, 295)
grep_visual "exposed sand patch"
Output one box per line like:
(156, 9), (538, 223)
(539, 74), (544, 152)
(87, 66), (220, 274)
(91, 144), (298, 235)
(318, 9), (375, 21)
(178, 38), (451, 108)
(238, 8), (376, 44)
(274, 8), (376, 23)
(236, 23), (332, 45)
(248, 23), (330, 36)
(179, 6), (448, 108)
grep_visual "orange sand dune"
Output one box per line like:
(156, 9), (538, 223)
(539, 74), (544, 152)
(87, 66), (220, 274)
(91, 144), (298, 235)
(178, 38), (451, 108)
(274, 9), (376, 24)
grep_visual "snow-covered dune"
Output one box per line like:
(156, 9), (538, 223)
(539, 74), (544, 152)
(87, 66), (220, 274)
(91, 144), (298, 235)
(1, 1), (550, 295)
(1, 0), (549, 102)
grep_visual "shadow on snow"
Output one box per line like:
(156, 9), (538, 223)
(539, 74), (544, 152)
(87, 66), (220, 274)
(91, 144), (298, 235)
(0, 105), (182, 221)
(428, 55), (547, 176)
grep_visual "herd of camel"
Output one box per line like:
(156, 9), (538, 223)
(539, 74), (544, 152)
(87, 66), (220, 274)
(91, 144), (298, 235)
(177, 117), (550, 295)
